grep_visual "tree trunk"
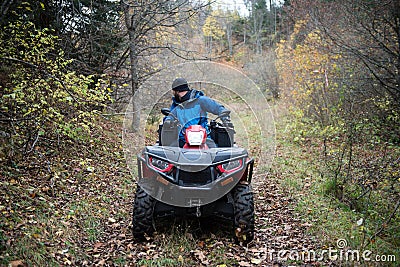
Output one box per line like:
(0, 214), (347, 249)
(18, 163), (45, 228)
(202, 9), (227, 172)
(226, 23), (233, 55)
(122, 1), (141, 131)
(128, 33), (141, 131)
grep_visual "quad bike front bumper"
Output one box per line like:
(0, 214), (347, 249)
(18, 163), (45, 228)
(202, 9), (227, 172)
(136, 145), (254, 208)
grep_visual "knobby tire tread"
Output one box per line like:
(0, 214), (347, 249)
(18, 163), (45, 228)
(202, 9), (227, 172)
(233, 184), (255, 244)
(132, 186), (156, 241)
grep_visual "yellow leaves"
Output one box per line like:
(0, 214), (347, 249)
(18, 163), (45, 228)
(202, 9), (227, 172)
(63, 258), (72, 265)
(290, 19), (308, 43)
(203, 11), (225, 39)
(277, 19), (343, 105)
(178, 255), (184, 264)
(32, 233), (41, 239)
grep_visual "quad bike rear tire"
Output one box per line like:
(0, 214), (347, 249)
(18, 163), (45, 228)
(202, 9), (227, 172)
(233, 183), (255, 244)
(132, 186), (155, 240)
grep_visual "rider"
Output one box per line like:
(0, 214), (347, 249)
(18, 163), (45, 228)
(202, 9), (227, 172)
(164, 77), (231, 147)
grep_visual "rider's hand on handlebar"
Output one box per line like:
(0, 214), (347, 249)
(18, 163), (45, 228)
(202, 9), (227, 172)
(221, 116), (231, 123)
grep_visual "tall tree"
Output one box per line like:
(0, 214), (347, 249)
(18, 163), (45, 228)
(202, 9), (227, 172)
(121, 0), (207, 130)
(203, 9), (225, 56)
(245, 0), (267, 53)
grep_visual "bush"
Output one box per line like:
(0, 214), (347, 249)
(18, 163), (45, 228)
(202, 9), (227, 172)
(0, 19), (110, 164)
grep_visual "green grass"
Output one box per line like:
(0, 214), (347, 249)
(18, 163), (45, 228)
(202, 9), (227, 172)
(137, 258), (180, 267)
(84, 216), (103, 242)
(0, 234), (58, 267)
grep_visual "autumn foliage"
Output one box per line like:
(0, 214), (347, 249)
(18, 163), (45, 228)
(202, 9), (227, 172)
(0, 19), (110, 164)
(276, 0), (400, 253)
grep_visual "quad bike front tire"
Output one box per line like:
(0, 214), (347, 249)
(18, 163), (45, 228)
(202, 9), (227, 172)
(132, 186), (156, 241)
(233, 183), (255, 244)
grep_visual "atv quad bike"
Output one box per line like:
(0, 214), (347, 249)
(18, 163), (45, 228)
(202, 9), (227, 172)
(132, 109), (255, 244)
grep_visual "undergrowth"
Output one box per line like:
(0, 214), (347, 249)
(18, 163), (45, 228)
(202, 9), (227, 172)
(274, 106), (399, 264)
(0, 117), (131, 266)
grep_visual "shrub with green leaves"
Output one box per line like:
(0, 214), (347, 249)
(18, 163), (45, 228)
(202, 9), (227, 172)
(0, 20), (110, 162)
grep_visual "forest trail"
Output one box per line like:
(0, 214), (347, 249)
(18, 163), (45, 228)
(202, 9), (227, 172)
(2, 112), (326, 266)
(77, 168), (322, 266)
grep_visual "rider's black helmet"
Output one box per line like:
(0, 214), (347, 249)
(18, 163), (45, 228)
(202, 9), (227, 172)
(172, 77), (189, 91)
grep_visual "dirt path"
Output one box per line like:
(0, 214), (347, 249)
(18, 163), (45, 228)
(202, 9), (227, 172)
(84, 172), (322, 266)
(251, 178), (321, 266)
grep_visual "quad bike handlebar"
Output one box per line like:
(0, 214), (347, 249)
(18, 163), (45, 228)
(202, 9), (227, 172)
(161, 108), (233, 129)
(213, 110), (231, 122)
(160, 108), (235, 147)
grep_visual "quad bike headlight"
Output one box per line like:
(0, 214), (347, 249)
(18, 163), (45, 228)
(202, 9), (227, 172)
(149, 157), (174, 173)
(184, 125), (207, 146)
(186, 130), (205, 146)
(217, 159), (243, 174)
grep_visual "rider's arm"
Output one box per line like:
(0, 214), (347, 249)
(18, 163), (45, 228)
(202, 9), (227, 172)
(165, 108), (178, 121)
(199, 96), (230, 120)
(163, 98), (179, 122)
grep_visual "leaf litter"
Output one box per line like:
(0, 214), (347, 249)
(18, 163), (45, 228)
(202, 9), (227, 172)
(0, 120), (325, 266)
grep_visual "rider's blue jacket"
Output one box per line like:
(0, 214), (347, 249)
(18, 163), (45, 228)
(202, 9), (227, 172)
(166, 89), (229, 143)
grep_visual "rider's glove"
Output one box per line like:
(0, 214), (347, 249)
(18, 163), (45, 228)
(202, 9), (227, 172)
(221, 116), (231, 123)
